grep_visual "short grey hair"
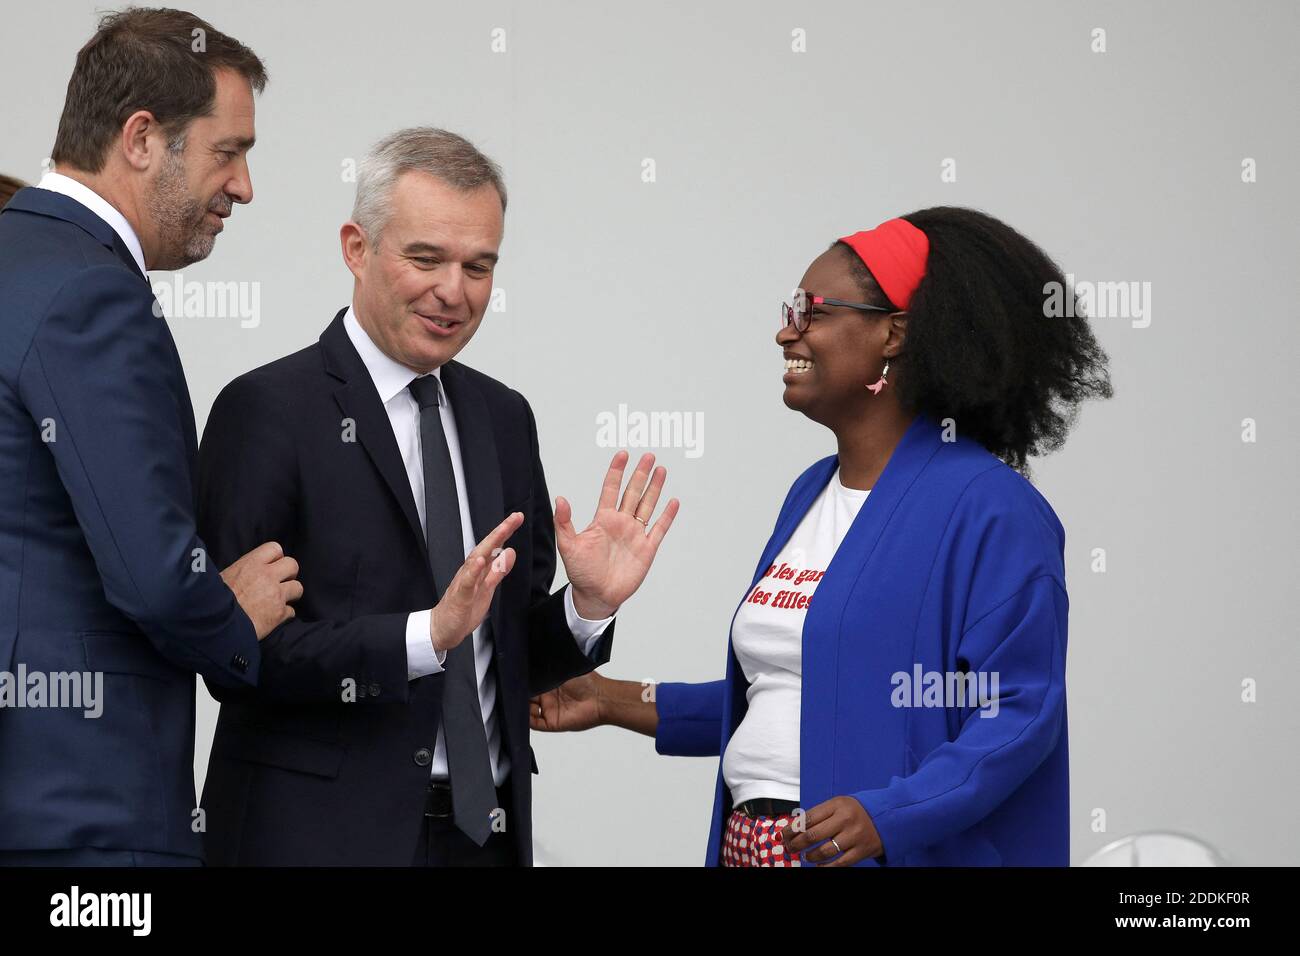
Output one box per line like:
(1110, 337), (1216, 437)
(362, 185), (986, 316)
(351, 127), (507, 243)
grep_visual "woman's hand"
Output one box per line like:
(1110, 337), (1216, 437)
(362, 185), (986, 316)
(530, 672), (604, 732)
(781, 796), (885, 866)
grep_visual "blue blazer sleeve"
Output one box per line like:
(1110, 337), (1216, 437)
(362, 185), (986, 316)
(655, 679), (727, 757)
(17, 265), (259, 688)
(853, 573), (1067, 860)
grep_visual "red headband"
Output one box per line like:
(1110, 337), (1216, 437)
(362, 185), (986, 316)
(838, 218), (929, 311)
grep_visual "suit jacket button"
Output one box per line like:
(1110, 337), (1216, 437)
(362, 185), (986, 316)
(368, 682), (381, 697)
(414, 748), (432, 767)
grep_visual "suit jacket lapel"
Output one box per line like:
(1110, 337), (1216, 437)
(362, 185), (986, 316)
(440, 360), (507, 639)
(438, 362), (505, 544)
(320, 310), (428, 558)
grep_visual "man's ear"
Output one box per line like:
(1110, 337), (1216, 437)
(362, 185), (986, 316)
(119, 110), (163, 172)
(340, 221), (369, 279)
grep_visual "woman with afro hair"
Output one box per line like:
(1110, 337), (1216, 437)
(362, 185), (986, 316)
(531, 207), (1113, 867)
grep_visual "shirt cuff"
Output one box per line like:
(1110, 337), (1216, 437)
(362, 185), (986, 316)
(405, 610), (447, 680)
(564, 587), (614, 658)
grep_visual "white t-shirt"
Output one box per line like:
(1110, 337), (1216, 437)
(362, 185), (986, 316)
(722, 467), (870, 806)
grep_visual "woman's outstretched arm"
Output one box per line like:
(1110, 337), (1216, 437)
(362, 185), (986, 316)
(531, 673), (727, 755)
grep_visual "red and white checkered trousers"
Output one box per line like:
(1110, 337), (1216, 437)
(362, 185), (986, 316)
(721, 809), (802, 867)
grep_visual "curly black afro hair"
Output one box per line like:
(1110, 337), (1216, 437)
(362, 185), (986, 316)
(836, 206), (1113, 475)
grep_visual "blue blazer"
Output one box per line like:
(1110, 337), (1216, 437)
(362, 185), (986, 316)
(0, 188), (260, 858)
(655, 413), (1070, 866)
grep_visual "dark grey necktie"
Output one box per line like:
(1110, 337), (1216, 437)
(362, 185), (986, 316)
(408, 375), (495, 846)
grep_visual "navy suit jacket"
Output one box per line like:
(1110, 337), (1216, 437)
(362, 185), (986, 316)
(196, 309), (612, 866)
(656, 413), (1070, 866)
(0, 187), (260, 858)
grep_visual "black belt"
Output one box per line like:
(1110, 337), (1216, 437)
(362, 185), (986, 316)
(735, 797), (800, 820)
(424, 780), (512, 820)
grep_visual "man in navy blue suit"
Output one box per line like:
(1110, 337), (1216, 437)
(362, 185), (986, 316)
(0, 8), (299, 865)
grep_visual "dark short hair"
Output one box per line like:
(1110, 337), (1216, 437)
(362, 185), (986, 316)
(51, 6), (268, 173)
(835, 206), (1113, 475)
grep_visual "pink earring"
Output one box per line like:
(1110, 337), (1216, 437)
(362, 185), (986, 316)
(866, 360), (890, 395)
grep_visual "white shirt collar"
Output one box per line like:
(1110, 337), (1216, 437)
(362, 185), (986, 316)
(37, 171), (147, 275)
(342, 306), (443, 405)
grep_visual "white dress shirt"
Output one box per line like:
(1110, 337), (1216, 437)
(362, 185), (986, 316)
(343, 307), (611, 786)
(37, 171), (147, 275)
